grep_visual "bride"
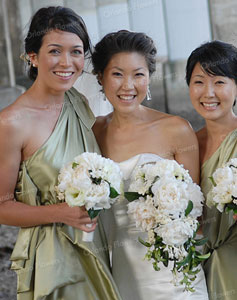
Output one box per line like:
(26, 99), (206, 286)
(92, 30), (208, 300)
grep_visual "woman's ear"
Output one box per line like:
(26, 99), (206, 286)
(29, 52), (38, 68)
(97, 72), (103, 86)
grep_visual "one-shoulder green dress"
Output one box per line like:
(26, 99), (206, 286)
(201, 129), (237, 300)
(10, 88), (121, 300)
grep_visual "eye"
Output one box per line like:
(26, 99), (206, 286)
(72, 49), (83, 55)
(215, 80), (225, 84)
(112, 72), (122, 77)
(194, 80), (203, 84)
(135, 73), (145, 77)
(49, 49), (60, 54)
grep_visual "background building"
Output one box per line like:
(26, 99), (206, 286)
(0, 0), (237, 298)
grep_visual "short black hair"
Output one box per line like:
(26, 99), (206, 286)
(92, 30), (157, 81)
(186, 40), (237, 86)
(25, 6), (92, 80)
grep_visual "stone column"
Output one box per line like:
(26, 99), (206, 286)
(209, 0), (237, 46)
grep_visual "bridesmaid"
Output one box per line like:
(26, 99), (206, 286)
(0, 6), (121, 300)
(186, 40), (237, 300)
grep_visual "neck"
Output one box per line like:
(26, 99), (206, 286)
(110, 105), (146, 129)
(205, 113), (237, 140)
(27, 80), (65, 107)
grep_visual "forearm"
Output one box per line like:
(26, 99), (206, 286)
(0, 200), (60, 227)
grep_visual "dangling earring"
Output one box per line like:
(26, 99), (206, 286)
(146, 86), (152, 101)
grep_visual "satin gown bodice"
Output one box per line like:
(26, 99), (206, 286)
(111, 153), (208, 300)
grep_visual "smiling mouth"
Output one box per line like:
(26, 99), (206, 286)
(118, 95), (136, 101)
(201, 102), (219, 108)
(54, 71), (74, 77)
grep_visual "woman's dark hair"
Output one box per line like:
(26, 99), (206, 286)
(25, 6), (92, 80)
(92, 30), (157, 81)
(186, 40), (237, 86)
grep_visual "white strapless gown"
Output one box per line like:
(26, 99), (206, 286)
(110, 153), (208, 300)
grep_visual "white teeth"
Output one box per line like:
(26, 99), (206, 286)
(202, 103), (218, 107)
(55, 72), (73, 77)
(119, 95), (135, 100)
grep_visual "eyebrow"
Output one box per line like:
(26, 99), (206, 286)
(112, 67), (145, 71)
(193, 74), (205, 78)
(47, 44), (83, 48)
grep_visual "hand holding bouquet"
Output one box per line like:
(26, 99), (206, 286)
(56, 152), (123, 241)
(125, 159), (209, 292)
(207, 158), (237, 213)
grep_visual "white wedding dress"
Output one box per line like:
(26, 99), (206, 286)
(110, 153), (208, 300)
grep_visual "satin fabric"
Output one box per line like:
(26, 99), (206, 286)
(110, 153), (208, 300)
(10, 88), (121, 300)
(201, 129), (237, 300)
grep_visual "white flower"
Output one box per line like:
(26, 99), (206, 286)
(56, 152), (122, 211)
(127, 196), (157, 231)
(148, 230), (156, 245)
(155, 218), (198, 246)
(65, 187), (86, 207)
(213, 166), (233, 185)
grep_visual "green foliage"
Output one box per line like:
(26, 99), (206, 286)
(88, 208), (101, 219)
(139, 227), (210, 292)
(124, 192), (141, 202)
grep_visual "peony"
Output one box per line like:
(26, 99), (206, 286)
(155, 218), (198, 246)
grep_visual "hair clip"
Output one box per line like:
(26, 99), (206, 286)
(20, 53), (31, 65)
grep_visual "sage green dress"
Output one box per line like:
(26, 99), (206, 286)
(201, 129), (237, 300)
(10, 87), (121, 300)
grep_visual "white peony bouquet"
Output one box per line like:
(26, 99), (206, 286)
(207, 158), (237, 213)
(125, 159), (209, 292)
(56, 152), (123, 241)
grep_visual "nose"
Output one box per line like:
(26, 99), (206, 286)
(122, 76), (134, 90)
(59, 53), (72, 67)
(204, 83), (215, 98)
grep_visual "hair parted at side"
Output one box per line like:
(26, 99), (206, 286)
(186, 40), (237, 86)
(92, 30), (157, 82)
(25, 6), (92, 81)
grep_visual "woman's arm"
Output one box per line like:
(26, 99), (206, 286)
(0, 110), (96, 232)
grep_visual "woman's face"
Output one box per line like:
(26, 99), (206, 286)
(100, 52), (150, 114)
(189, 63), (237, 122)
(31, 29), (84, 93)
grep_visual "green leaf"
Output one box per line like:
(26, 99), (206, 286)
(72, 162), (79, 169)
(124, 192), (141, 202)
(88, 208), (101, 219)
(226, 202), (237, 210)
(152, 261), (160, 271)
(185, 200), (193, 217)
(110, 187), (119, 198)
(195, 252), (211, 261)
(187, 268), (200, 276)
(193, 237), (208, 246)
(138, 236), (151, 247)
(209, 176), (216, 187)
(176, 249), (193, 268)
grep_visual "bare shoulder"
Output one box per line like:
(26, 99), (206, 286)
(93, 113), (112, 136)
(151, 109), (195, 134)
(0, 94), (29, 146)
